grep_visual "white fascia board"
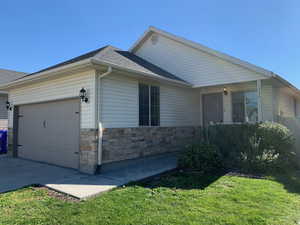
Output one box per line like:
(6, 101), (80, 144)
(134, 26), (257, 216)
(130, 26), (273, 79)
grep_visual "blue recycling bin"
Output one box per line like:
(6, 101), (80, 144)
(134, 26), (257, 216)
(0, 130), (7, 154)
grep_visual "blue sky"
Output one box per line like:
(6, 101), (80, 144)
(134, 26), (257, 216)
(1, 0), (299, 87)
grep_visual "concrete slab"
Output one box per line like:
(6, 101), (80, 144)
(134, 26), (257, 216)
(46, 176), (123, 199)
(0, 155), (83, 193)
(46, 153), (178, 199)
(0, 153), (178, 199)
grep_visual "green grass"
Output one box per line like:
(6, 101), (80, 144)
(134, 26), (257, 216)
(1, 171), (300, 225)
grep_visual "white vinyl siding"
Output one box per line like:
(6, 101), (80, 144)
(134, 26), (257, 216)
(261, 80), (274, 121)
(0, 94), (8, 119)
(100, 73), (200, 128)
(100, 73), (139, 128)
(135, 34), (266, 87)
(160, 86), (199, 126)
(296, 100), (300, 117)
(276, 89), (296, 118)
(8, 70), (96, 128)
(0, 119), (8, 129)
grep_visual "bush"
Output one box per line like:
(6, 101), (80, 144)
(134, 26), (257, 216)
(206, 123), (258, 169)
(206, 122), (296, 173)
(256, 122), (295, 171)
(179, 122), (297, 174)
(178, 143), (223, 173)
(257, 122), (294, 156)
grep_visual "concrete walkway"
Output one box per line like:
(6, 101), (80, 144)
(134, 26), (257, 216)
(0, 153), (177, 200)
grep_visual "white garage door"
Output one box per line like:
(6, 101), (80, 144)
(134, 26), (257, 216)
(17, 98), (80, 169)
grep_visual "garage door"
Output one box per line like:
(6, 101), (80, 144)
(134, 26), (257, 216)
(17, 99), (80, 169)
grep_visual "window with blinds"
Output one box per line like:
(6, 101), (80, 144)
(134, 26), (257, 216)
(139, 83), (160, 126)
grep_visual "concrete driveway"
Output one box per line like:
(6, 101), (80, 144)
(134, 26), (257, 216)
(0, 155), (84, 193)
(0, 153), (177, 199)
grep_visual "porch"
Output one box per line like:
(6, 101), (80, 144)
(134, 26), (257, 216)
(198, 79), (272, 125)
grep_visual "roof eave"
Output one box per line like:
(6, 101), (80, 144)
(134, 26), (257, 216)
(0, 58), (94, 90)
(0, 57), (191, 90)
(272, 74), (300, 96)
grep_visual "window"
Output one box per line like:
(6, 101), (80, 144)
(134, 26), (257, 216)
(232, 91), (258, 123)
(150, 86), (160, 126)
(139, 83), (160, 126)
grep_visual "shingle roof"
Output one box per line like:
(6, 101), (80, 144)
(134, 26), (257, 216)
(26, 46), (108, 77)
(0, 69), (27, 85)
(23, 45), (187, 84)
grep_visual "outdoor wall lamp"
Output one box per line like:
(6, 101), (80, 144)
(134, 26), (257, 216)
(6, 101), (12, 110)
(223, 87), (228, 96)
(79, 88), (88, 103)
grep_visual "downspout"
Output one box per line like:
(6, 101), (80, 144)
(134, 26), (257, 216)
(96, 66), (112, 172)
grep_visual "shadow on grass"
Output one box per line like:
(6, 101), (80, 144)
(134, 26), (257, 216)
(131, 168), (300, 194)
(271, 170), (300, 195)
(130, 170), (226, 190)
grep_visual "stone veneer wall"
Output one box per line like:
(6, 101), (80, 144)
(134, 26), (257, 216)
(7, 126), (201, 174)
(102, 126), (201, 164)
(80, 129), (98, 174)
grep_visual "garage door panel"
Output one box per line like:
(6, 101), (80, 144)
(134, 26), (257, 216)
(18, 99), (80, 169)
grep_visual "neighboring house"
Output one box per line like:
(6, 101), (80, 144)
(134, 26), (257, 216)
(0, 69), (27, 129)
(1, 26), (299, 174)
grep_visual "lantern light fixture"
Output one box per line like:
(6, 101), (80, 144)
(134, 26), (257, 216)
(6, 101), (12, 110)
(79, 88), (88, 103)
(223, 87), (228, 96)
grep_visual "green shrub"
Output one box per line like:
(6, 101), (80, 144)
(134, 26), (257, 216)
(257, 122), (294, 156)
(205, 122), (296, 173)
(257, 122), (295, 170)
(206, 123), (258, 169)
(178, 143), (223, 173)
(179, 122), (297, 174)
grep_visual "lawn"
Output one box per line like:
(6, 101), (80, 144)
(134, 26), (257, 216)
(1, 171), (300, 225)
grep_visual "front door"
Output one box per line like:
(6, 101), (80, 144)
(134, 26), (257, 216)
(202, 93), (223, 126)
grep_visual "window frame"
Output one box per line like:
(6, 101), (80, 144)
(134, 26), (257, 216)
(138, 83), (160, 127)
(231, 90), (258, 123)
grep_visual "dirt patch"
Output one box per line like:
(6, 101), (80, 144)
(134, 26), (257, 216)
(33, 185), (80, 202)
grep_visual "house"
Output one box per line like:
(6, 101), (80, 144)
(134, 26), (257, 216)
(1, 26), (299, 174)
(0, 69), (26, 130)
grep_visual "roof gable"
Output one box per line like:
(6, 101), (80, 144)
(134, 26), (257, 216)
(132, 28), (268, 87)
(130, 26), (273, 80)
(130, 26), (300, 95)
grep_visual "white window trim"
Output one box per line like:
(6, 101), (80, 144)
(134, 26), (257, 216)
(138, 83), (160, 127)
(232, 90), (259, 123)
